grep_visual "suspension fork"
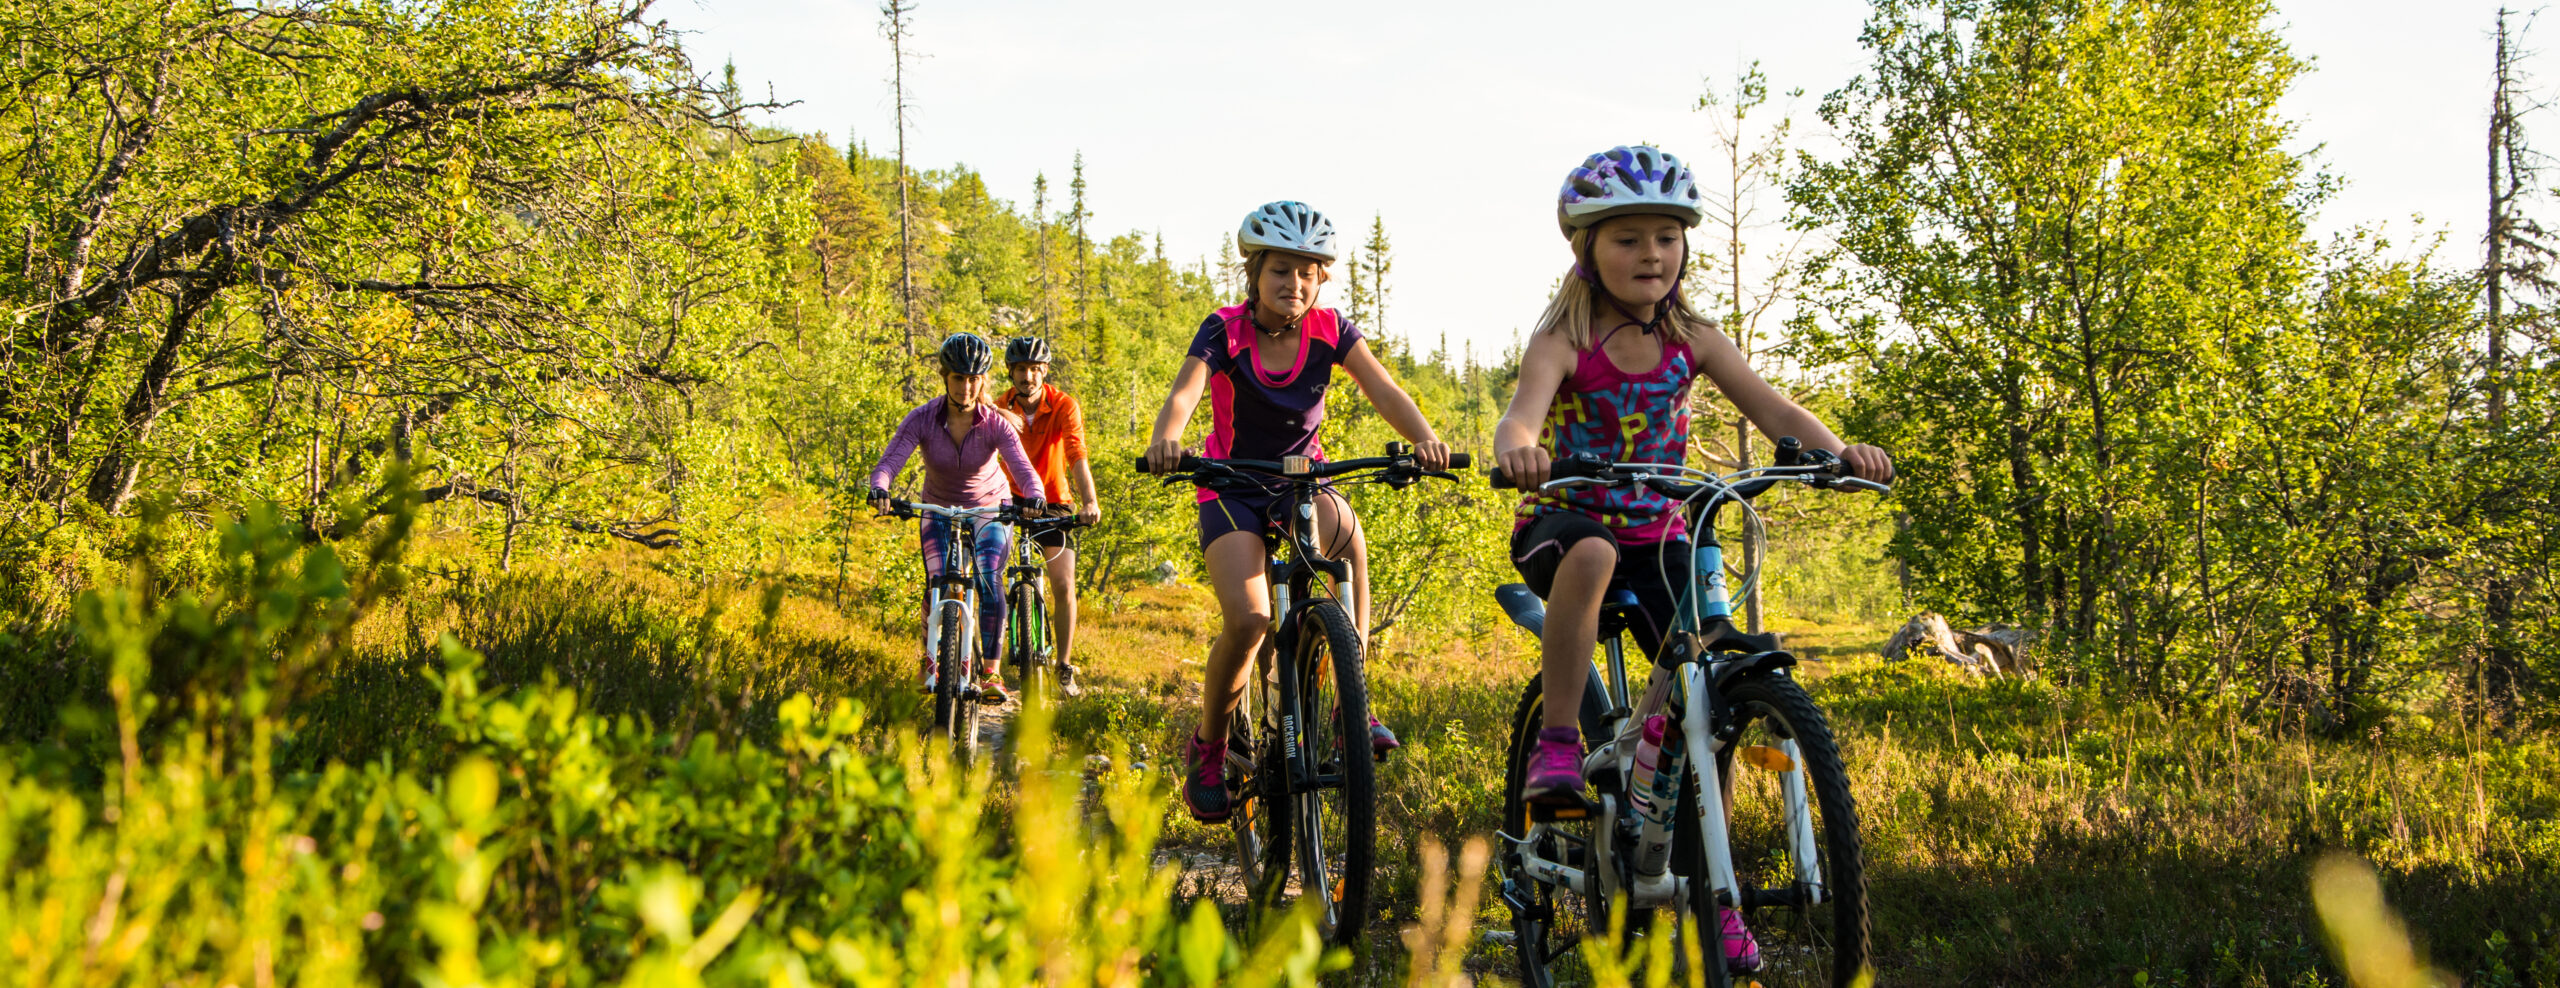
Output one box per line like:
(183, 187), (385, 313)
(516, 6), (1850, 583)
(1680, 663), (1740, 910)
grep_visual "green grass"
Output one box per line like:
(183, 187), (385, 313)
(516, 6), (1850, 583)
(6, 505), (2553, 985)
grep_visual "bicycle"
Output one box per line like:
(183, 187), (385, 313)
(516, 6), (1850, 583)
(1004, 512), (1092, 705)
(1487, 438), (1889, 988)
(1142, 442), (1470, 945)
(878, 496), (1022, 760)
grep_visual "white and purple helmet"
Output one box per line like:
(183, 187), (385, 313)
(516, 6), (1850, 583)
(1556, 145), (1703, 237)
(1237, 201), (1339, 262)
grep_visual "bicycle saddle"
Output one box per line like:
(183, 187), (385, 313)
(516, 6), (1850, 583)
(1492, 584), (1647, 638)
(1494, 583), (1545, 636)
(1595, 589), (1643, 637)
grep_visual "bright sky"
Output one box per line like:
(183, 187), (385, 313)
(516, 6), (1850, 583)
(660, 0), (2525, 359)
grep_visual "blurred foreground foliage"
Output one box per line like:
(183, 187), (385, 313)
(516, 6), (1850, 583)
(0, 500), (1359, 987)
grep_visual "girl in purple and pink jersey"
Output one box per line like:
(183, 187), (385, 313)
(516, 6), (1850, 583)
(1491, 145), (1895, 975)
(871, 332), (1045, 704)
(1143, 201), (1451, 825)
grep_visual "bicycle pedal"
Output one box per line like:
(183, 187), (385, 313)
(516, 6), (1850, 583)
(1528, 793), (1597, 822)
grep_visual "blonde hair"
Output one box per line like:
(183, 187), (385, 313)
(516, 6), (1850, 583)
(1530, 227), (1716, 350)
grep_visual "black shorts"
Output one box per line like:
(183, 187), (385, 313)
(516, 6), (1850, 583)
(1509, 510), (1693, 661)
(1028, 506), (1079, 552)
(1197, 490), (1282, 551)
(1195, 483), (1343, 552)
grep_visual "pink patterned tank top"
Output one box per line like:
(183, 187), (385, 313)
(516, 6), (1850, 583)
(1514, 331), (1696, 545)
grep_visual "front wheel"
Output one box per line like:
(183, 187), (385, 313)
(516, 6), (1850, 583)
(932, 599), (967, 751)
(1286, 599), (1373, 946)
(1009, 581), (1050, 704)
(1709, 672), (1869, 986)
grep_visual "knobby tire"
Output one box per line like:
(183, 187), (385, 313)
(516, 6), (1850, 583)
(1710, 672), (1869, 987)
(1290, 599), (1372, 947)
(933, 602), (966, 752)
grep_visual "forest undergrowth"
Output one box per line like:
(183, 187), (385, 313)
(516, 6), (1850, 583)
(3, 501), (2551, 986)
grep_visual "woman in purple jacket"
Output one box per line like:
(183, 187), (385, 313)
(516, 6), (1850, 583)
(870, 332), (1046, 703)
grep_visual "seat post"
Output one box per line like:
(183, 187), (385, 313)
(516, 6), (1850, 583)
(1597, 589), (1642, 725)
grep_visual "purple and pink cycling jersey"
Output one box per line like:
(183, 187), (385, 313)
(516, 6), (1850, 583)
(868, 397), (1044, 508)
(869, 398), (1044, 663)
(1186, 304), (1363, 503)
(1515, 333), (1698, 545)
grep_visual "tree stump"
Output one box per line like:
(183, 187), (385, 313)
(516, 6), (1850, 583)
(1881, 613), (2036, 678)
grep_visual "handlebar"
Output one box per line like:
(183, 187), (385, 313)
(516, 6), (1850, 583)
(1018, 512), (1094, 532)
(1486, 445), (1889, 498)
(1135, 444), (1472, 483)
(875, 499), (1026, 522)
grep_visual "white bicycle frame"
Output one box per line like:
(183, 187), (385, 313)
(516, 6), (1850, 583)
(1510, 463), (1880, 917)
(910, 502), (1008, 690)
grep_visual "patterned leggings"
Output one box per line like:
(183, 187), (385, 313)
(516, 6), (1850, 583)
(920, 515), (1012, 664)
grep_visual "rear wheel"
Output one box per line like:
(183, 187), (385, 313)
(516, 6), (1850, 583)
(1713, 672), (1869, 986)
(1234, 640), (1289, 917)
(1499, 675), (1602, 988)
(1503, 669), (1706, 988)
(1289, 599), (1372, 946)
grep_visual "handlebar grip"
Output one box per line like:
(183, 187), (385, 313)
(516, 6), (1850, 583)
(1488, 453), (1608, 491)
(1133, 453), (1203, 474)
(1447, 452), (1472, 470)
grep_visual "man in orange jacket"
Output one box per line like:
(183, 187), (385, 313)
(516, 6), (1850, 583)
(1001, 336), (1102, 696)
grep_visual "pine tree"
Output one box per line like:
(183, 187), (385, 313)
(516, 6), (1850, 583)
(1362, 214), (1393, 354)
(1345, 244), (1368, 327)
(1033, 172), (1056, 336)
(1071, 152), (1092, 363)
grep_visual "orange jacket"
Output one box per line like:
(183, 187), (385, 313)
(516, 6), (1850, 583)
(1002, 382), (1088, 506)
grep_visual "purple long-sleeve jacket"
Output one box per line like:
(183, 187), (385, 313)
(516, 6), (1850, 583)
(869, 398), (1045, 508)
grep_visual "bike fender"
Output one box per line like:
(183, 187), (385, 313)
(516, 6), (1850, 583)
(1711, 650), (1798, 690)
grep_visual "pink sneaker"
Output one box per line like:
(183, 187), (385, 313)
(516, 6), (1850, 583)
(1520, 726), (1583, 802)
(1182, 732), (1232, 822)
(1719, 907), (1763, 974)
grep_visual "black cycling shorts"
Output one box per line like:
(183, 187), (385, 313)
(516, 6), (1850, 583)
(1195, 484), (1346, 553)
(1509, 510), (1693, 661)
(1029, 508), (1079, 552)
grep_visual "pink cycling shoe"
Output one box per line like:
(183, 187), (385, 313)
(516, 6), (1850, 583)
(1520, 726), (1584, 802)
(1719, 907), (1763, 974)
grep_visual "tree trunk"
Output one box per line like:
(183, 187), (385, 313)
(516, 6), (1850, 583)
(82, 276), (220, 511)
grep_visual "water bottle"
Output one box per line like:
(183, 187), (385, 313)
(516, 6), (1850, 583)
(1629, 716), (1680, 877)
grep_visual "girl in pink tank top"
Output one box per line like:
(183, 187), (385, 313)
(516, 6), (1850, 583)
(1490, 146), (1895, 972)
(1493, 144), (1896, 773)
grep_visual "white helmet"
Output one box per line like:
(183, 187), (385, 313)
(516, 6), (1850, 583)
(1556, 145), (1704, 237)
(1237, 201), (1339, 262)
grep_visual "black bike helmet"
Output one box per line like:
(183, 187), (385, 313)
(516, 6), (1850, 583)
(1005, 336), (1054, 366)
(937, 332), (995, 375)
